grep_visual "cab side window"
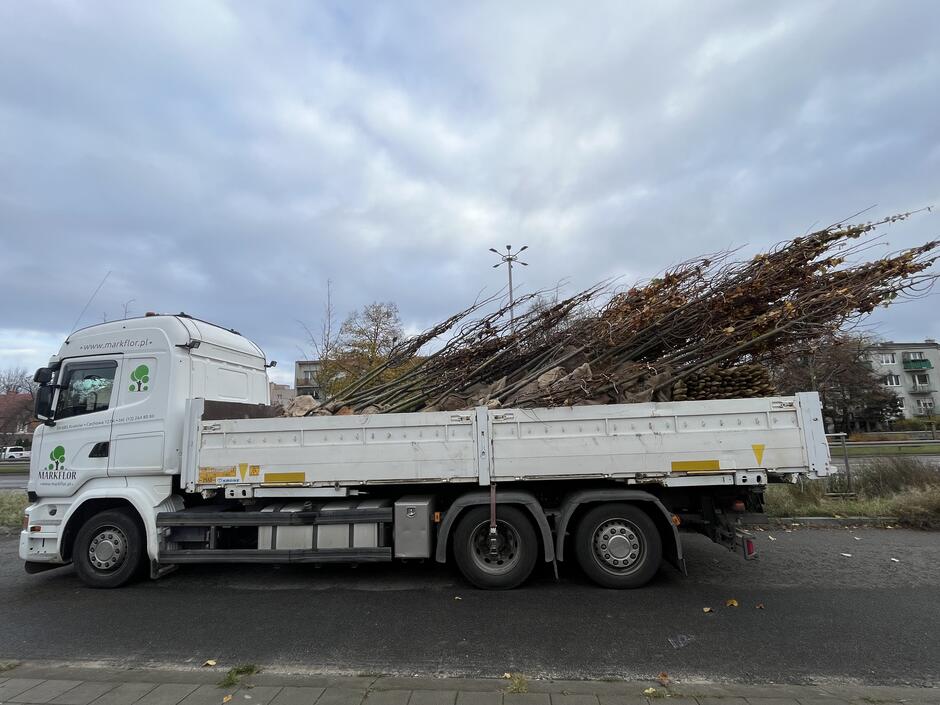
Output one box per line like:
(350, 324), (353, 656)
(56, 361), (118, 420)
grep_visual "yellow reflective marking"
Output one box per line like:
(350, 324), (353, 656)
(752, 444), (766, 465)
(238, 463), (249, 481)
(671, 459), (721, 473)
(263, 472), (305, 484)
(249, 465), (261, 477)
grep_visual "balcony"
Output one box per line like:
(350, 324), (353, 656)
(911, 384), (936, 394)
(903, 359), (933, 371)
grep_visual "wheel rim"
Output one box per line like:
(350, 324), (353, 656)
(87, 525), (128, 572)
(468, 519), (522, 576)
(592, 518), (644, 575)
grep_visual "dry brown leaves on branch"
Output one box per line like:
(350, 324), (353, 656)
(296, 212), (937, 415)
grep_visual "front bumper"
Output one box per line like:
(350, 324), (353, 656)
(18, 501), (67, 565)
(19, 529), (65, 564)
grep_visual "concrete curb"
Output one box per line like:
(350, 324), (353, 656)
(761, 516), (899, 528)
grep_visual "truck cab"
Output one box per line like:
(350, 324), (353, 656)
(22, 314), (270, 580)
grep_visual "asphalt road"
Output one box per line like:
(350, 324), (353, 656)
(0, 473), (28, 490)
(1, 528), (938, 686)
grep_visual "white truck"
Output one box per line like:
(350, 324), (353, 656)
(20, 313), (831, 590)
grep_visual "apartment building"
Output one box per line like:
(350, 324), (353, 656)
(868, 339), (939, 419)
(268, 382), (296, 407)
(295, 360), (323, 399)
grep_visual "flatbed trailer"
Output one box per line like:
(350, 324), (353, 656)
(20, 314), (831, 589)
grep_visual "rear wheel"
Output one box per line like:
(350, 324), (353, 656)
(452, 505), (538, 589)
(73, 509), (145, 588)
(574, 503), (662, 589)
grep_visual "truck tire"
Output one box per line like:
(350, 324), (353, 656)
(574, 503), (662, 589)
(73, 509), (145, 588)
(452, 505), (538, 590)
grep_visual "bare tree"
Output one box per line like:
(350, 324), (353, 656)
(0, 366), (37, 446)
(338, 301), (404, 376)
(298, 280), (346, 398)
(0, 366), (38, 398)
(772, 333), (902, 432)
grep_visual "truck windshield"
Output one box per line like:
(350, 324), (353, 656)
(56, 361), (118, 420)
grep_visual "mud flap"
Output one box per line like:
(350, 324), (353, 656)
(734, 529), (758, 560)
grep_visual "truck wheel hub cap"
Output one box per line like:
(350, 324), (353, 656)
(470, 520), (520, 575)
(89, 527), (126, 571)
(594, 520), (641, 570)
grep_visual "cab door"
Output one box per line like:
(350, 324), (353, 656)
(109, 352), (168, 477)
(34, 357), (121, 498)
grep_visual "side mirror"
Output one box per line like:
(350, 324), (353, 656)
(34, 385), (55, 423)
(33, 367), (53, 385)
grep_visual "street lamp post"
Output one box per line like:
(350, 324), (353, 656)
(490, 245), (528, 333)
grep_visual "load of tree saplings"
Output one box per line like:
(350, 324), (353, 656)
(285, 212), (937, 417)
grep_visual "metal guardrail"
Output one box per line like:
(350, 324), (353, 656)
(833, 439), (940, 447)
(836, 426), (938, 441)
(823, 432), (940, 493)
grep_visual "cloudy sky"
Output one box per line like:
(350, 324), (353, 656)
(1, 1), (938, 384)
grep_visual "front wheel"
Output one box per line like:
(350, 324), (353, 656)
(574, 503), (662, 589)
(452, 506), (538, 589)
(73, 509), (145, 588)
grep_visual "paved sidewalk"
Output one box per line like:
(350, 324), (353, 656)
(0, 664), (937, 705)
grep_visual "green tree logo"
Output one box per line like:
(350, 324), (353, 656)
(129, 364), (150, 392)
(48, 445), (65, 471)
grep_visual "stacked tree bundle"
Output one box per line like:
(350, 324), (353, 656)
(291, 212), (937, 416)
(671, 365), (775, 401)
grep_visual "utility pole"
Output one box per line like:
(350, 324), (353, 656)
(490, 245), (528, 333)
(123, 299), (136, 319)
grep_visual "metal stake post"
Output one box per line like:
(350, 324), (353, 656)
(841, 433), (852, 493)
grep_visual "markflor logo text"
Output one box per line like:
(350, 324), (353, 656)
(39, 445), (77, 481)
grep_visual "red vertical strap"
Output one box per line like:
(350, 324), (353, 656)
(489, 483), (497, 528)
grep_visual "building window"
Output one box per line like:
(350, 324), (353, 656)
(914, 373), (930, 387)
(884, 374), (901, 387)
(878, 353), (896, 364)
(916, 398), (935, 413)
(906, 351), (926, 361)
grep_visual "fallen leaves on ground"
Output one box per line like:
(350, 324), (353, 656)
(725, 598), (739, 608)
(657, 672), (670, 686)
(756, 603), (765, 609)
(222, 696), (232, 704)
(703, 607), (713, 613)
(202, 660), (217, 667)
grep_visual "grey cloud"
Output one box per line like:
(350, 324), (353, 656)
(0, 0), (938, 375)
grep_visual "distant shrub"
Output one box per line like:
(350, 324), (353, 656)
(889, 487), (940, 529)
(764, 456), (940, 527)
(0, 490), (28, 529)
(853, 457), (940, 498)
(892, 417), (940, 432)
